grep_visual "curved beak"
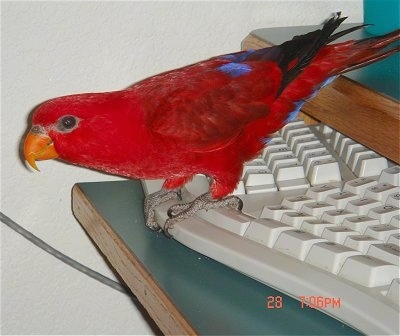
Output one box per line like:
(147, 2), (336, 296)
(24, 130), (59, 171)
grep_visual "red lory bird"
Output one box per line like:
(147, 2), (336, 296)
(24, 13), (399, 235)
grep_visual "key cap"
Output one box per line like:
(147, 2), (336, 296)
(364, 183), (399, 203)
(300, 201), (336, 218)
(355, 153), (388, 177)
(368, 205), (400, 224)
(343, 177), (378, 196)
(386, 193), (400, 208)
(306, 184), (341, 201)
(281, 124), (308, 142)
(265, 147), (293, 168)
(338, 255), (399, 287)
(387, 233), (400, 245)
(389, 215), (400, 228)
(303, 150), (332, 175)
(276, 178), (310, 191)
(342, 142), (365, 165)
(270, 155), (299, 173)
(386, 279), (400, 306)
(260, 205), (293, 220)
(325, 191), (360, 208)
(273, 230), (327, 260)
(298, 143), (325, 162)
(294, 139), (323, 158)
(242, 160), (269, 178)
(344, 235), (383, 253)
(281, 195), (314, 210)
(348, 149), (374, 172)
(273, 162), (305, 181)
(337, 137), (354, 157)
(345, 197), (382, 215)
(307, 158), (342, 185)
(321, 209), (355, 224)
(322, 226), (359, 244)
(244, 168), (274, 186)
(280, 211), (317, 228)
(287, 130), (315, 149)
(342, 215), (380, 234)
(300, 219), (337, 236)
(367, 243), (400, 266)
(305, 241), (361, 274)
(197, 208), (252, 236)
(244, 218), (295, 248)
(364, 224), (399, 242)
(379, 166), (400, 186)
(245, 184), (277, 194)
(329, 130), (343, 150)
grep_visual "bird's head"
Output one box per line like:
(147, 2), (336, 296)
(23, 91), (136, 171)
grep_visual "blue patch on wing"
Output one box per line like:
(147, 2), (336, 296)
(218, 62), (252, 78)
(285, 76), (338, 123)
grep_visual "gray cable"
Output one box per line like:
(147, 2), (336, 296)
(0, 211), (136, 300)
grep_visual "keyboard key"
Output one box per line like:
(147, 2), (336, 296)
(273, 162), (305, 181)
(321, 209), (355, 224)
(276, 178), (310, 191)
(287, 130), (315, 149)
(281, 195), (314, 210)
(389, 215), (400, 228)
(300, 219), (337, 236)
(342, 215), (380, 234)
(364, 224), (399, 242)
(244, 168), (274, 186)
(387, 233), (400, 245)
(244, 218), (295, 248)
(295, 141), (323, 158)
(245, 184), (277, 194)
(345, 197), (382, 215)
(348, 148), (372, 171)
(364, 183), (399, 203)
(273, 230), (327, 260)
(325, 191), (360, 208)
(305, 241), (361, 274)
(386, 279), (400, 306)
(260, 205), (293, 220)
(303, 150), (332, 175)
(343, 177), (378, 196)
(344, 235), (383, 253)
(379, 166), (400, 186)
(386, 193), (400, 208)
(322, 226), (359, 244)
(338, 255), (399, 287)
(306, 184), (341, 201)
(307, 158), (341, 185)
(367, 243), (400, 266)
(300, 201), (336, 218)
(368, 205), (400, 224)
(354, 153), (388, 177)
(197, 208), (252, 236)
(280, 211), (317, 228)
(342, 142), (365, 165)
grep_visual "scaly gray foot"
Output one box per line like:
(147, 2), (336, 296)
(164, 192), (243, 237)
(144, 189), (181, 231)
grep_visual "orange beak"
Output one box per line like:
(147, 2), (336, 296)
(24, 131), (59, 171)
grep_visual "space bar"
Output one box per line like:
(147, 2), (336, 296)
(168, 216), (398, 336)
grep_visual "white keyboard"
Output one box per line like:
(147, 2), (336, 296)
(142, 120), (400, 335)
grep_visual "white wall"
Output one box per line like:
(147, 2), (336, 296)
(1, 1), (362, 334)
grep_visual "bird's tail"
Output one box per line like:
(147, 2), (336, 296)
(276, 12), (399, 95)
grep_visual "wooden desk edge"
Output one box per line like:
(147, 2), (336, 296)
(72, 184), (197, 336)
(242, 32), (400, 164)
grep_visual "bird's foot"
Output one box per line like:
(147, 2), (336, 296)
(144, 189), (182, 231)
(164, 192), (243, 237)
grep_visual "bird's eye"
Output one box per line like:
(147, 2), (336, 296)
(57, 115), (78, 132)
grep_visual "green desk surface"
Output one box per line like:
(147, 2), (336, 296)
(250, 23), (400, 101)
(73, 180), (360, 335)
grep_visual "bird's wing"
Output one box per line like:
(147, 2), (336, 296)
(137, 55), (282, 152)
